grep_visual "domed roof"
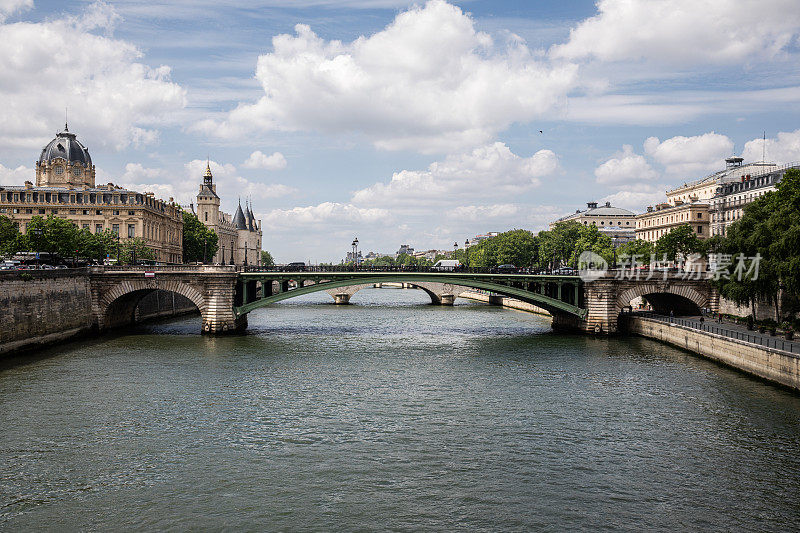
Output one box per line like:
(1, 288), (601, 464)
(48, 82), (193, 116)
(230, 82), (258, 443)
(38, 127), (92, 168)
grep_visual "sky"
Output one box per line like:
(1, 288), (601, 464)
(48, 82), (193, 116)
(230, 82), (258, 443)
(1, 0), (799, 262)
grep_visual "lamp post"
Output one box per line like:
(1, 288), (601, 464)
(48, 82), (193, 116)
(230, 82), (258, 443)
(115, 231), (120, 265)
(203, 236), (207, 264)
(612, 235), (618, 269)
(352, 237), (358, 268)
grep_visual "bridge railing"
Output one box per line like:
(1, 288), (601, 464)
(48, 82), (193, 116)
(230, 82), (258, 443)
(240, 265), (579, 275)
(631, 312), (799, 356)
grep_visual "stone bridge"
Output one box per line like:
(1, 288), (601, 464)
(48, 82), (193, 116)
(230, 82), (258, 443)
(88, 266), (718, 335)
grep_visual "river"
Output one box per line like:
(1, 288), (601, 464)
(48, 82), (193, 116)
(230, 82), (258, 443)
(1, 288), (799, 531)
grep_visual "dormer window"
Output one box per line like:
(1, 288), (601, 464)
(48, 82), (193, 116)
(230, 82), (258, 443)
(57, 143), (65, 152)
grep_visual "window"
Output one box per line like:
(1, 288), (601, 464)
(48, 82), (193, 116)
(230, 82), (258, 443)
(128, 224), (135, 238)
(96, 209), (102, 215)
(204, 212), (208, 222)
(697, 226), (702, 234)
(54, 166), (64, 175)
(112, 210), (119, 216)
(69, 209), (76, 214)
(697, 212), (702, 218)
(38, 209), (45, 214)
(82, 224), (89, 230)
(96, 224), (103, 233)
(83, 210), (89, 215)
(128, 210), (135, 216)
(51, 209), (58, 214)
(25, 208), (32, 214)
(112, 224), (119, 235)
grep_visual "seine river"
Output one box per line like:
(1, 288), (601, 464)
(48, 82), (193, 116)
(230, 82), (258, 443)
(1, 288), (799, 531)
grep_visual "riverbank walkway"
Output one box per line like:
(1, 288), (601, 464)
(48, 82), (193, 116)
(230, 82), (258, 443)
(633, 312), (799, 355)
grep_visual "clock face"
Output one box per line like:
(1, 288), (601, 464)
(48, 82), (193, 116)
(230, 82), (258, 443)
(54, 166), (64, 175)
(72, 167), (82, 177)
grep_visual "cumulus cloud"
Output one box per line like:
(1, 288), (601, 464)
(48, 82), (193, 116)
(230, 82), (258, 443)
(551, 0), (800, 65)
(195, 0), (577, 153)
(242, 150), (287, 170)
(0, 2), (186, 150)
(352, 142), (558, 206)
(644, 132), (733, 177)
(260, 202), (392, 230)
(116, 159), (295, 209)
(600, 189), (666, 212)
(742, 129), (800, 164)
(0, 0), (32, 22)
(0, 162), (31, 185)
(594, 145), (658, 186)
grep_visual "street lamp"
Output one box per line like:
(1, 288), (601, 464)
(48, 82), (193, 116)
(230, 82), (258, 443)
(115, 231), (120, 265)
(352, 237), (358, 268)
(203, 236), (207, 264)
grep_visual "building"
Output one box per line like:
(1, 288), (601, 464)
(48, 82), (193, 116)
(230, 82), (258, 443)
(194, 163), (262, 265)
(710, 163), (799, 237)
(397, 244), (414, 256)
(470, 232), (499, 245)
(665, 157), (776, 205)
(551, 201), (636, 244)
(635, 201), (709, 243)
(635, 157), (788, 244)
(0, 125), (183, 262)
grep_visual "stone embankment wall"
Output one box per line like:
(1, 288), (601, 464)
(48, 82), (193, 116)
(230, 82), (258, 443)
(1, 271), (199, 355)
(460, 290), (550, 316)
(0, 270), (94, 355)
(624, 315), (799, 391)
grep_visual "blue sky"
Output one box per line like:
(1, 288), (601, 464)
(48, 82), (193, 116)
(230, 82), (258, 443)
(1, 0), (799, 262)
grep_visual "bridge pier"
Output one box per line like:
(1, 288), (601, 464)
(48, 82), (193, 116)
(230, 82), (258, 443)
(333, 293), (351, 305)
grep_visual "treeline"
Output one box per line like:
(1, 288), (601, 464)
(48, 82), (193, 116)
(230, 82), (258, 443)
(709, 168), (800, 326)
(0, 214), (154, 264)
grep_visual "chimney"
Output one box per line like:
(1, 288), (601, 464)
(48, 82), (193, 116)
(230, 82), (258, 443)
(24, 180), (32, 189)
(605, 201), (611, 207)
(647, 206), (653, 212)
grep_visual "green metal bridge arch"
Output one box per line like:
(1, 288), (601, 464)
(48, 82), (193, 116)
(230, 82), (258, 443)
(234, 272), (586, 319)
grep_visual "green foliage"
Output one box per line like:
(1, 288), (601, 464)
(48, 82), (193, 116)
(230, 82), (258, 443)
(26, 215), (80, 258)
(714, 168), (800, 321)
(119, 238), (156, 264)
(654, 224), (706, 261)
(616, 239), (654, 264)
(260, 250), (275, 267)
(182, 211), (218, 263)
(0, 215), (22, 257)
(536, 222), (613, 268)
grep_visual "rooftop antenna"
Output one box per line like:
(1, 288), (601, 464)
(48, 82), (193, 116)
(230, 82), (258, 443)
(762, 131), (766, 164)
(64, 107), (68, 132)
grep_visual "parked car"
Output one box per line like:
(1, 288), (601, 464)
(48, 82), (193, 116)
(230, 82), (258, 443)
(492, 264), (517, 274)
(281, 262), (306, 272)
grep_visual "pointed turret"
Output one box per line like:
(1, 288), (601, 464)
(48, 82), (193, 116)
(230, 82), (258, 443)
(246, 200), (256, 231)
(233, 201), (248, 230)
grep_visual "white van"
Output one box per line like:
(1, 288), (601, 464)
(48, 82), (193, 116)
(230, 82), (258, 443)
(432, 259), (460, 271)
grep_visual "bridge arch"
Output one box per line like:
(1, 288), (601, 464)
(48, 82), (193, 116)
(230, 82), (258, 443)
(236, 274), (584, 320)
(616, 283), (707, 316)
(96, 279), (205, 330)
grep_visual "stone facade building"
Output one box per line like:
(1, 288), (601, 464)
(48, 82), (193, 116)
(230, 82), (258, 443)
(194, 163), (262, 265)
(0, 126), (183, 263)
(709, 163), (799, 237)
(635, 201), (709, 243)
(550, 201), (636, 244)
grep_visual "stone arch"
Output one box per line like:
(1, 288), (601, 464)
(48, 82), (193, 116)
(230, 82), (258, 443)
(96, 279), (206, 330)
(616, 283), (708, 316)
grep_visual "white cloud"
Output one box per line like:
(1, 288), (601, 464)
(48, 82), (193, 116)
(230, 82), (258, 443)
(0, 0), (32, 22)
(0, 2), (186, 150)
(116, 159), (295, 209)
(260, 202), (392, 230)
(742, 129), (800, 164)
(352, 142), (558, 206)
(594, 145), (658, 186)
(551, 0), (800, 65)
(242, 150), (287, 170)
(448, 204), (520, 221)
(195, 0), (577, 153)
(600, 189), (666, 212)
(644, 132), (733, 177)
(0, 163), (31, 185)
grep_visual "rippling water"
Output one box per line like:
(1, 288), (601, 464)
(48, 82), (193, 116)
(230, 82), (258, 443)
(1, 288), (799, 531)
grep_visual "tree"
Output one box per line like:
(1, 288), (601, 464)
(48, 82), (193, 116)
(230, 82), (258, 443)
(617, 239), (655, 264)
(26, 215), (81, 259)
(0, 216), (22, 258)
(260, 250), (275, 267)
(120, 238), (156, 265)
(569, 225), (613, 266)
(182, 211), (218, 263)
(538, 222), (585, 268)
(654, 224), (706, 262)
